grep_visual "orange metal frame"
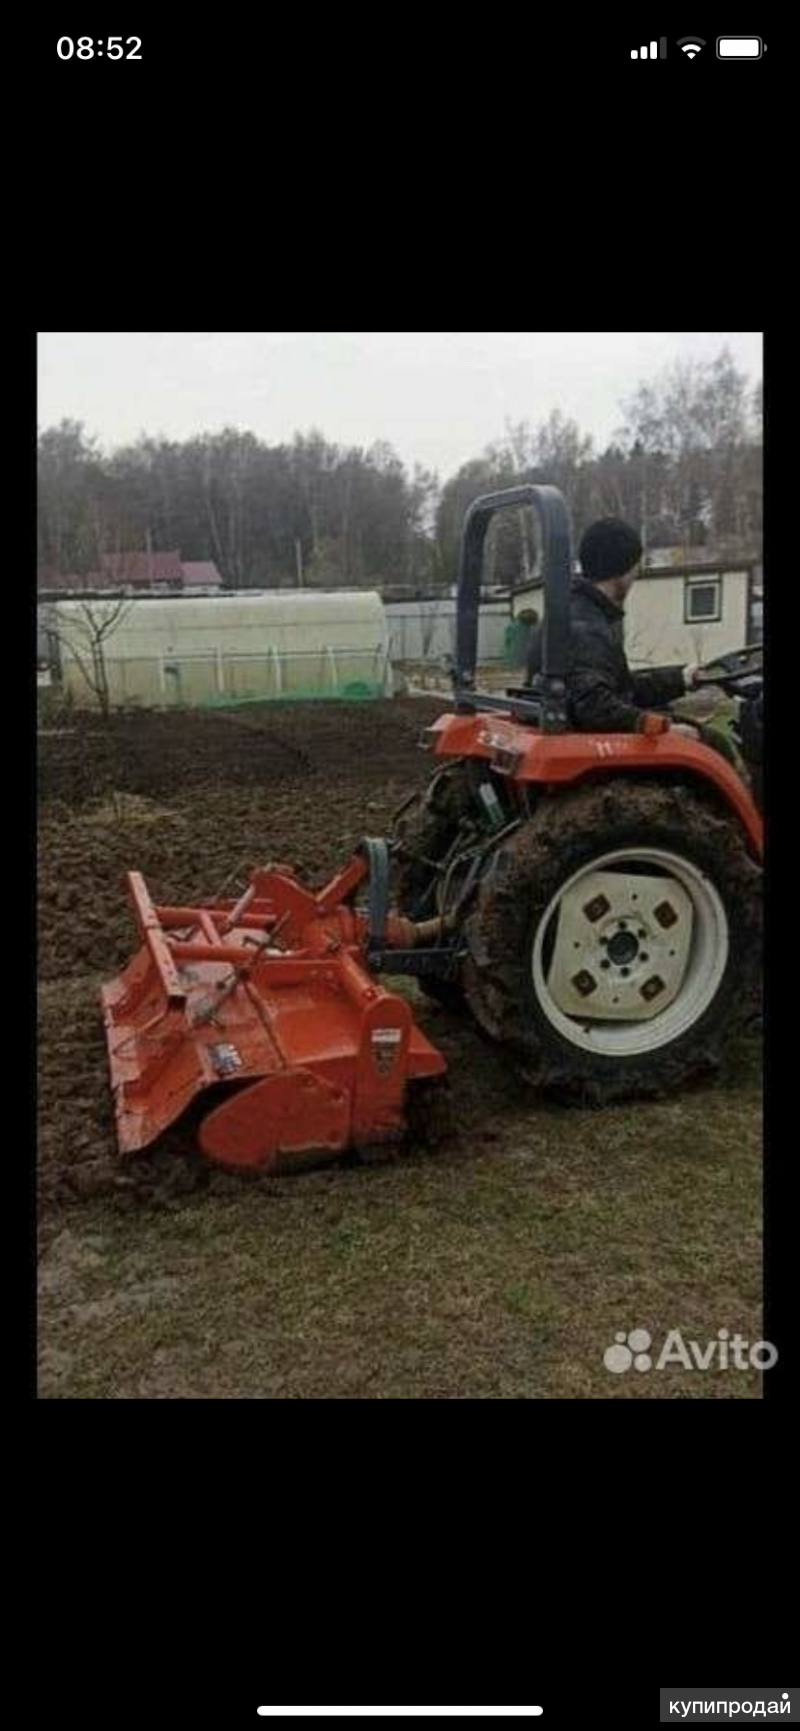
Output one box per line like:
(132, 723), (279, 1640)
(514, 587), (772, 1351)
(102, 861), (445, 1171)
(428, 711), (764, 860)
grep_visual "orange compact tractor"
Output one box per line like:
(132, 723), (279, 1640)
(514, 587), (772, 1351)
(102, 486), (763, 1173)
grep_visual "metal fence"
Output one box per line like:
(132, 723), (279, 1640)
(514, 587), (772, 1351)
(385, 599), (509, 666)
(60, 644), (393, 708)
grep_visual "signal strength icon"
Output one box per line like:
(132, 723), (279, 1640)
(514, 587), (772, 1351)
(631, 38), (667, 57)
(677, 36), (706, 57)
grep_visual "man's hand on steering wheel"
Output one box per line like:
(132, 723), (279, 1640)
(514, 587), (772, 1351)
(690, 645), (763, 696)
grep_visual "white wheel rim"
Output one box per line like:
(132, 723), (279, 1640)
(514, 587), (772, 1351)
(531, 847), (730, 1057)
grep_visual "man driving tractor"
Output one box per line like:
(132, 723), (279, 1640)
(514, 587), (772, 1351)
(525, 517), (702, 738)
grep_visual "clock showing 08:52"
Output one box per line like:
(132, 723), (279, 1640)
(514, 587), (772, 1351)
(57, 37), (142, 58)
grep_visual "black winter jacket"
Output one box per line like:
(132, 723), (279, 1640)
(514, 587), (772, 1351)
(525, 578), (687, 732)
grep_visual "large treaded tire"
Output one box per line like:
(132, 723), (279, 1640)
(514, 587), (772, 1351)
(393, 761), (475, 914)
(462, 779), (762, 1102)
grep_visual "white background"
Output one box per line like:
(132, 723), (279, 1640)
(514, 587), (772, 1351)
(257, 1712), (543, 1719)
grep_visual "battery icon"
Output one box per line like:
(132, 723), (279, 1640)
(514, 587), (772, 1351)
(717, 37), (763, 57)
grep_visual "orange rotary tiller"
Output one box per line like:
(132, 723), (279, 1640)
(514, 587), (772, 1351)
(101, 847), (448, 1173)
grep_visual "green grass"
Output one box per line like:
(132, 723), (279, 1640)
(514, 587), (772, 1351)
(38, 1017), (762, 1400)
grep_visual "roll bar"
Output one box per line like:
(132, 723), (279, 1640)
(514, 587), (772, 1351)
(453, 484), (573, 732)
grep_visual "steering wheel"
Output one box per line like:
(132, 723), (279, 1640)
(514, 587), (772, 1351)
(693, 644), (763, 697)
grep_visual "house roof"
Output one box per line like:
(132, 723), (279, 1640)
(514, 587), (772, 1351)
(40, 552), (224, 596)
(181, 560), (221, 587)
(512, 560), (753, 599)
(100, 550), (184, 584)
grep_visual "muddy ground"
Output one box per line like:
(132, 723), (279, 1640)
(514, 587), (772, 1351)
(37, 698), (763, 1399)
(38, 699), (448, 1207)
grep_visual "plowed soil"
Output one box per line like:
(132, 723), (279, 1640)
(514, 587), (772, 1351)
(38, 700), (447, 1207)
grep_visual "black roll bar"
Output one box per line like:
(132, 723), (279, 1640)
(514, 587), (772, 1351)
(453, 484), (573, 732)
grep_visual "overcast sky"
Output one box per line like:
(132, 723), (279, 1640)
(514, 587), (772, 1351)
(37, 331), (763, 480)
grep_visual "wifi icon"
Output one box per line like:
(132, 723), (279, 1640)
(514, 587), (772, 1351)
(677, 36), (706, 57)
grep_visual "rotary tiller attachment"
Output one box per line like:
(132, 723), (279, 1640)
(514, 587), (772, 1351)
(101, 850), (447, 1174)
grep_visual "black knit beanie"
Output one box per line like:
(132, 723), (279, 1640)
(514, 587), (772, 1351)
(579, 518), (643, 583)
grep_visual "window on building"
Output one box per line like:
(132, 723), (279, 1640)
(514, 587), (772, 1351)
(684, 578), (722, 624)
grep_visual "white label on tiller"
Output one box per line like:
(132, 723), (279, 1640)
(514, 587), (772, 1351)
(209, 1042), (243, 1077)
(371, 1026), (403, 1074)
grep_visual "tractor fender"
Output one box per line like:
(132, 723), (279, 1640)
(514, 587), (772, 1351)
(429, 711), (763, 861)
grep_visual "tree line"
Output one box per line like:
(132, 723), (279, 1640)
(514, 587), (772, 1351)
(38, 345), (762, 595)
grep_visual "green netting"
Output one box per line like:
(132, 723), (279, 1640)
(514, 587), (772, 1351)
(200, 679), (382, 709)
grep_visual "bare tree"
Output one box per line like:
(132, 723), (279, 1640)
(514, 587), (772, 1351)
(618, 347), (757, 558)
(52, 595), (133, 722)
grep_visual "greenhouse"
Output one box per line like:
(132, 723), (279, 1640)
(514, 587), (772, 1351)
(53, 590), (394, 708)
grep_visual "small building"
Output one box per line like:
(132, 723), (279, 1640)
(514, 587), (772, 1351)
(510, 561), (758, 668)
(180, 560), (222, 595)
(99, 550), (185, 593)
(53, 590), (393, 708)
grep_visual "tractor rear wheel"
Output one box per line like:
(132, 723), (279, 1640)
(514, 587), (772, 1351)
(393, 761), (475, 915)
(462, 779), (762, 1101)
(392, 761), (475, 1009)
